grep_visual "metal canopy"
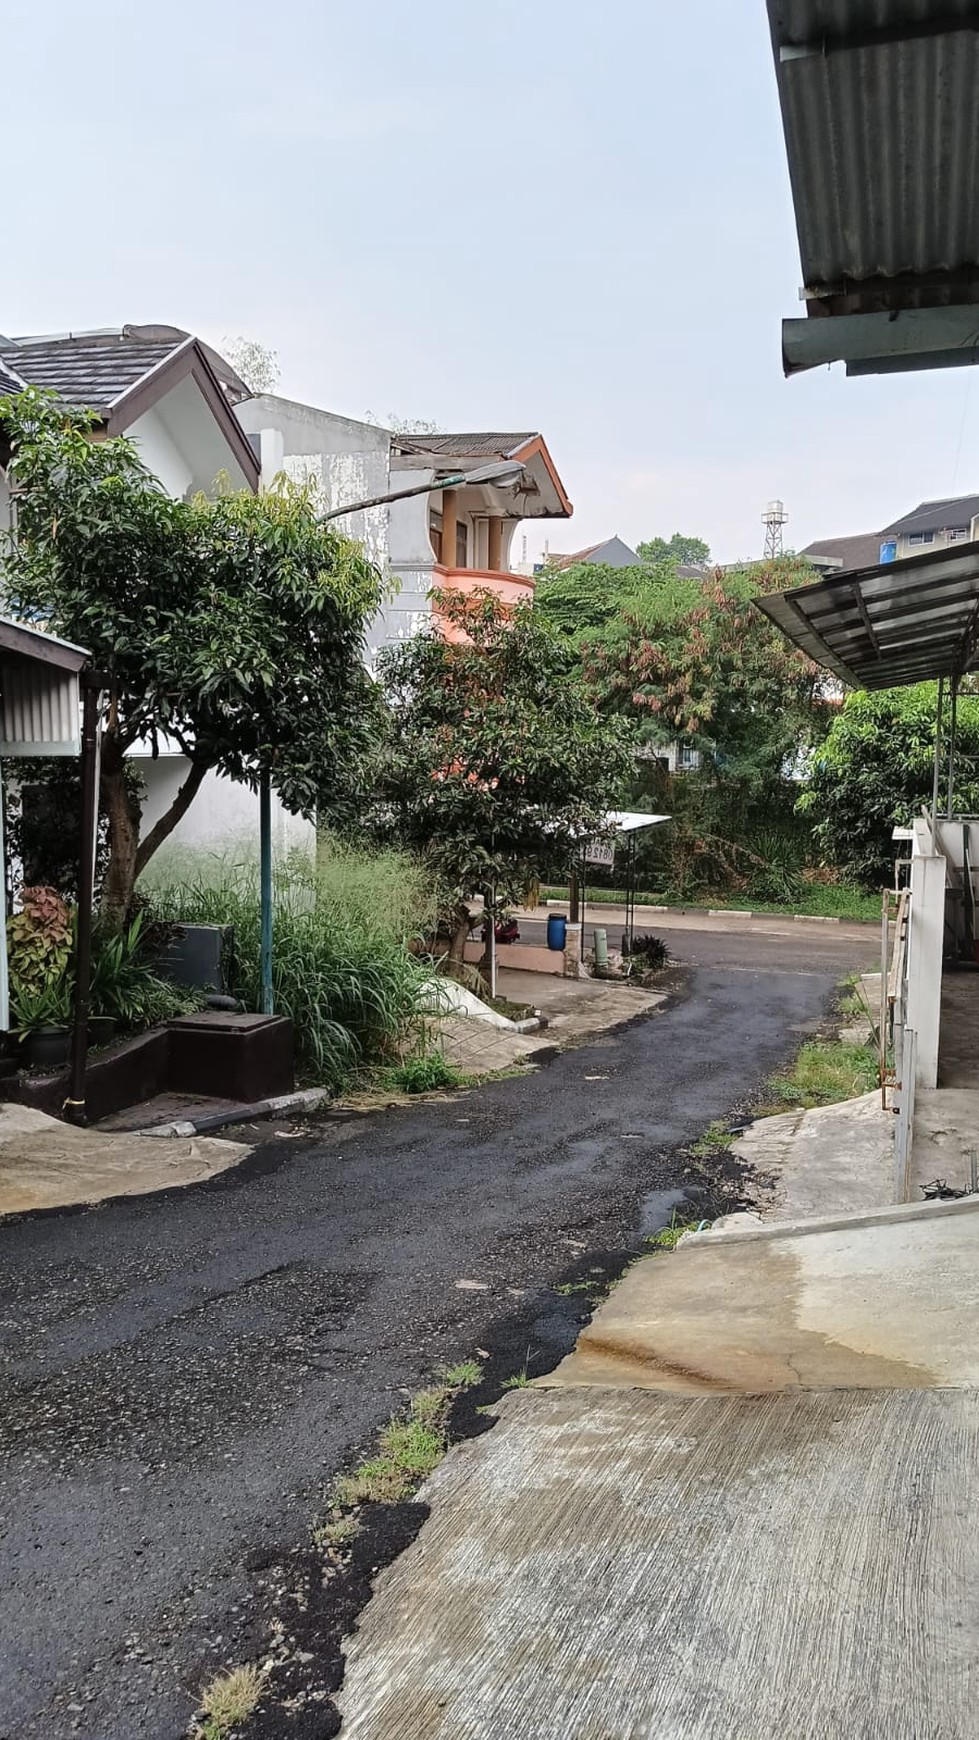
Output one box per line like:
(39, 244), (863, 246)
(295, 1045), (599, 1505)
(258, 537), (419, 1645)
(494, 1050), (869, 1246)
(768, 1), (979, 375)
(756, 542), (979, 690)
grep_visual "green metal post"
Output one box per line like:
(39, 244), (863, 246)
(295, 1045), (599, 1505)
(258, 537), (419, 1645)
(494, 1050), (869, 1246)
(260, 769), (273, 1015)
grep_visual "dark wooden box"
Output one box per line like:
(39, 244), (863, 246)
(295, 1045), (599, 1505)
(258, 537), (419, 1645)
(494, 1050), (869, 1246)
(166, 1012), (294, 1103)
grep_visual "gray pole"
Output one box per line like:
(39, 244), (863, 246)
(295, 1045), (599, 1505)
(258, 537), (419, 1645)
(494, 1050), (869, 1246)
(931, 675), (945, 833)
(946, 675), (959, 819)
(259, 769), (274, 1014)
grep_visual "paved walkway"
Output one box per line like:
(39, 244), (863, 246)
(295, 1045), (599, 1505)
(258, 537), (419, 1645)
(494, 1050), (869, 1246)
(438, 972), (666, 1074)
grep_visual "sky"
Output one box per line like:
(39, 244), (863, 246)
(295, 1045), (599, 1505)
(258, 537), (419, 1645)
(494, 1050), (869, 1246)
(6, 1), (979, 565)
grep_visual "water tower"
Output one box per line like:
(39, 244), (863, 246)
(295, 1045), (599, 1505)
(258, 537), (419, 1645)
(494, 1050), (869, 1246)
(762, 498), (788, 558)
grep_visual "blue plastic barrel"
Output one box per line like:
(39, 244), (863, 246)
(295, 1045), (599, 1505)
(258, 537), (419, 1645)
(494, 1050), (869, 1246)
(547, 914), (567, 951)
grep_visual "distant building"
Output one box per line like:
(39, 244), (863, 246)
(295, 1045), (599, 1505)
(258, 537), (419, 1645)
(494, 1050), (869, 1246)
(234, 401), (572, 648)
(801, 492), (979, 575)
(543, 535), (641, 572)
(879, 494), (979, 563)
(799, 531), (884, 574)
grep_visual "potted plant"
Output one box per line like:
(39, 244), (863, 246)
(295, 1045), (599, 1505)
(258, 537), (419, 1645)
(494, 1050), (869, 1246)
(6, 886), (76, 1069)
(11, 977), (73, 1070)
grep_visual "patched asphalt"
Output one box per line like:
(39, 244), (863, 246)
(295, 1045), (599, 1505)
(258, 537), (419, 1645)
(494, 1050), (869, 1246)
(0, 930), (875, 1739)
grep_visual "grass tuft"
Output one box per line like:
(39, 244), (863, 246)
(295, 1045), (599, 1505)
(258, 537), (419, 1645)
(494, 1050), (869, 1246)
(646, 1211), (709, 1250)
(689, 1120), (731, 1158)
(195, 1663), (264, 1738)
(765, 1039), (879, 1110)
(322, 1360), (483, 1522)
(384, 1052), (463, 1095)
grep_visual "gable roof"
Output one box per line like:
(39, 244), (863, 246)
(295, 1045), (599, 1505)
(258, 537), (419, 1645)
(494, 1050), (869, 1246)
(548, 536), (640, 571)
(801, 532), (883, 571)
(0, 325), (259, 489)
(881, 494), (979, 538)
(2, 330), (186, 414)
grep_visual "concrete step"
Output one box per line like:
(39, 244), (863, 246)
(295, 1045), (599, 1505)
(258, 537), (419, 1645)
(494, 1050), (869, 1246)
(545, 1197), (979, 1392)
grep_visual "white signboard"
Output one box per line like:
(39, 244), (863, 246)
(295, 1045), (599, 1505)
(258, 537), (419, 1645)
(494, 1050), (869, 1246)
(584, 838), (615, 868)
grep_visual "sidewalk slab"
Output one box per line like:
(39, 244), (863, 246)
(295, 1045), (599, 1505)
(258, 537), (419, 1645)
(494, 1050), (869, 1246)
(545, 1196), (979, 1392)
(340, 1386), (979, 1740)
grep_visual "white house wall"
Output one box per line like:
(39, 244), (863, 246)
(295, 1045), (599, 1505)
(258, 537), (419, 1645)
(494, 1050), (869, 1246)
(138, 759), (315, 864)
(127, 406), (194, 498)
(234, 395), (439, 654)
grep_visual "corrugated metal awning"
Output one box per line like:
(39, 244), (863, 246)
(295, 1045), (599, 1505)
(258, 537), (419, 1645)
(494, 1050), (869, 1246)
(768, 1), (979, 375)
(755, 542), (979, 690)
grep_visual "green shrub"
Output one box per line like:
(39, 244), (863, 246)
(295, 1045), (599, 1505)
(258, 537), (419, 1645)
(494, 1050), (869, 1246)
(387, 1052), (462, 1094)
(141, 844), (434, 1090)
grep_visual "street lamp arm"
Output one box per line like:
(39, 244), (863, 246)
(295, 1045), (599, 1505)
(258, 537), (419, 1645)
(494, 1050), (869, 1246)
(319, 459), (526, 523)
(320, 475), (465, 522)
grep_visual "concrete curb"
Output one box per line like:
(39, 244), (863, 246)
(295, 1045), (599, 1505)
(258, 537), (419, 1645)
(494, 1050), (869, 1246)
(542, 899), (857, 926)
(137, 1086), (331, 1139)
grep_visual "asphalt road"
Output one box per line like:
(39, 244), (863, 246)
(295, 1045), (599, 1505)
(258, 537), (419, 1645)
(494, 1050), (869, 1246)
(0, 925), (876, 1740)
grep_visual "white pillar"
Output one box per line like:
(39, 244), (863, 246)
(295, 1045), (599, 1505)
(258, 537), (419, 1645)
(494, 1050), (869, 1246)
(907, 818), (946, 1089)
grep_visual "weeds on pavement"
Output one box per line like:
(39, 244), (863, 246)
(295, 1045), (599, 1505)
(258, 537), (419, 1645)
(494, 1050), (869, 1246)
(317, 1362), (484, 1530)
(762, 1039), (879, 1111)
(194, 1663), (264, 1738)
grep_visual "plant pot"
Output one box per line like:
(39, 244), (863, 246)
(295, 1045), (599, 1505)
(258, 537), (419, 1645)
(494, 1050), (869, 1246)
(87, 1015), (117, 1047)
(23, 1025), (71, 1071)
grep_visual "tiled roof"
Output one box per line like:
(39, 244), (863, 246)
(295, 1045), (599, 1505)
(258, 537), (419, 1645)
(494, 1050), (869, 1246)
(0, 327), (191, 415)
(396, 432), (537, 458)
(801, 532), (883, 570)
(0, 358), (25, 395)
(880, 495), (979, 538)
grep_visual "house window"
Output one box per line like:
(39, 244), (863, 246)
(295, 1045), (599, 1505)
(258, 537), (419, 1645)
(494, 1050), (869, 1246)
(677, 743), (699, 770)
(908, 531), (935, 547)
(429, 512), (442, 562)
(456, 522), (468, 567)
(948, 526), (969, 542)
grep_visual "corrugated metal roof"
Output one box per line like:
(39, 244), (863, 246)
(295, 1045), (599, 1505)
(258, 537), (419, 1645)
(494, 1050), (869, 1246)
(756, 541), (979, 689)
(769, 1), (979, 310)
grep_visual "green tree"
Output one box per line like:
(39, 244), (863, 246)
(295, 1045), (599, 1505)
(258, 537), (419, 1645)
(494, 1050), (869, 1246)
(585, 556), (826, 787)
(1, 390), (383, 921)
(799, 683), (979, 887)
(365, 588), (632, 964)
(636, 532), (711, 568)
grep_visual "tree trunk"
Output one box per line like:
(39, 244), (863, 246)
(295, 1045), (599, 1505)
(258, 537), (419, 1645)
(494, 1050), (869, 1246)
(100, 736), (210, 927)
(444, 905), (473, 979)
(99, 739), (141, 928)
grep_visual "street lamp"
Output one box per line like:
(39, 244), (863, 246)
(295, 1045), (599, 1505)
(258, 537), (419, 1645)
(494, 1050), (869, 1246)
(319, 459), (526, 521)
(258, 457), (527, 1015)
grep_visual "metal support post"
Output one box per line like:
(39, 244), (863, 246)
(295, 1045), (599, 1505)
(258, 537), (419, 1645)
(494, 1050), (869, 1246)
(946, 674), (959, 819)
(487, 883), (497, 1002)
(259, 769), (274, 1015)
(931, 675), (945, 832)
(64, 677), (103, 1124)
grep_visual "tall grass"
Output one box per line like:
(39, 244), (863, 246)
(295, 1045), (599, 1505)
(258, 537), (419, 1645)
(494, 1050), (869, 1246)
(141, 843), (437, 1090)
